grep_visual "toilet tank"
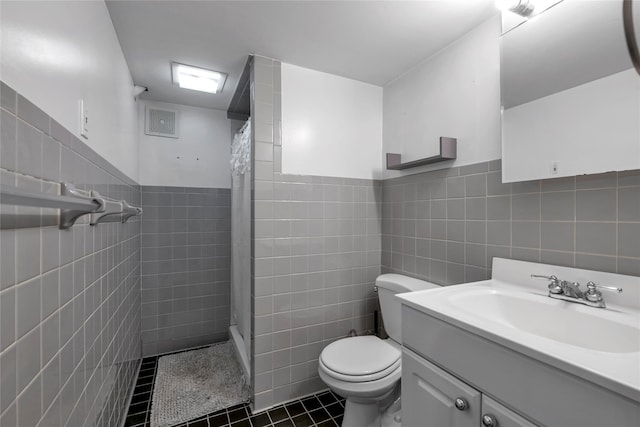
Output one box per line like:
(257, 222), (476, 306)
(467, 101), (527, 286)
(376, 274), (439, 343)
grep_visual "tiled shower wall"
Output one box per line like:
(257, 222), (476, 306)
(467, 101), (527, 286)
(251, 57), (382, 411)
(140, 186), (231, 356)
(0, 82), (141, 426)
(381, 160), (640, 283)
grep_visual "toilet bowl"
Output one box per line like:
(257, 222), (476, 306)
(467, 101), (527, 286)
(318, 274), (439, 427)
(319, 336), (402, 427)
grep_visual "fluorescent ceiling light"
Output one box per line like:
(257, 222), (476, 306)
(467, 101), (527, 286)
(171, 62), (227, 94)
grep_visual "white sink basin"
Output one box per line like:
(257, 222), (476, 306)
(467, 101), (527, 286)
(397, 258), (640, 402)
(448, 287), (640, 354)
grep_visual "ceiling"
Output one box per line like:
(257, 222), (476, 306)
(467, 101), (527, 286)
(106, 0), (497, 111)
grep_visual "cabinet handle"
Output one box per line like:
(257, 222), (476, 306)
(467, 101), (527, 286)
(454, 397), (468, 411)
(482, 414), (498, 427)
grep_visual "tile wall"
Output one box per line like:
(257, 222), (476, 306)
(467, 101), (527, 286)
(0, 82), (141, 426)
(250, 57), (382, 411)
(381, 160), (640, 284)
(140, 186), (231, 356)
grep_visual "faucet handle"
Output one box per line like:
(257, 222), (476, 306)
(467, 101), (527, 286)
(531, 274), (562, 294)
(586, 281), (622, 294)
(584, 281), (622, 305)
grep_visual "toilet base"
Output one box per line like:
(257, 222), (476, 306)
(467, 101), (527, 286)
(340, 399), (402, 427)
(380, 398), (402, 427)
(342, 400), (381, 427)
(339, 384), (401, 427)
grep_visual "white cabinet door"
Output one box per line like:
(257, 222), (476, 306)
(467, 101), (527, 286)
(402, 349), (480, 427)
(481, 396), (538, 427)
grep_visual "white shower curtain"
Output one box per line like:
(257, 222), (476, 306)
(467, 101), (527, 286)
(230, 120), (252, 364)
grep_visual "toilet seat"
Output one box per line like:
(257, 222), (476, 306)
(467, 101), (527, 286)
(319, 336), (401, 383)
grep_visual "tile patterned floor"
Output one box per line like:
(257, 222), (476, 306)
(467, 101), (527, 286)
(124, 355), (345, 427)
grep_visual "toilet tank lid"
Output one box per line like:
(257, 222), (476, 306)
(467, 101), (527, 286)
(375, 273), (439, 293)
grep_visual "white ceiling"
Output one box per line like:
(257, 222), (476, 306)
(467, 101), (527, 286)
(106, 0), (497, 111)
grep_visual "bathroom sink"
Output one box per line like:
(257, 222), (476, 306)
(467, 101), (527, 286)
(397, 257), (640, 402)
(401, 281), (640, 354)
(446, 286), (640, 353)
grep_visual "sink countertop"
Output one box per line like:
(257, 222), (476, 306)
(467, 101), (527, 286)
(397, 258), (640, 403)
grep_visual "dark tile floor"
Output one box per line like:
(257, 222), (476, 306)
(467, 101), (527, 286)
(125, 354), (345, 427)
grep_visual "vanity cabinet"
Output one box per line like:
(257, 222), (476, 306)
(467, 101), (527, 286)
(401, 306), (640, 427)
(403, 348), (536, 427)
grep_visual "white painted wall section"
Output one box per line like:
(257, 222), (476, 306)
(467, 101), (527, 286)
(502, 68), (640, 182)
(0, 1), (139, 181)
(281, 63), (383, 180)
(383, 16), (501, 179)
(138, 101), (231, 188)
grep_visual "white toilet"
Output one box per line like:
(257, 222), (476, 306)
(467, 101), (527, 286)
(318, 274), (438, 427)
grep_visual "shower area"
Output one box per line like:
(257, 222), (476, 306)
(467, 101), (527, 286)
(130, 57), (257, 426)
(136, 54), (255, 400)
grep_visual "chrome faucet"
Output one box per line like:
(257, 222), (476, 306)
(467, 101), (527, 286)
(559, 280), (584, 299)
(531, 274), (622, 308)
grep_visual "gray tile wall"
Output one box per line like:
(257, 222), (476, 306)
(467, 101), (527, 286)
(250, 57), (382, 411)
(0, 82), (141, 426)
(140, 186), (231, 356)
(381, 159), (640, 284)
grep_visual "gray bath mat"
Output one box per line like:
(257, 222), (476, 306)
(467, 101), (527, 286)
(150, 342), (250, 427)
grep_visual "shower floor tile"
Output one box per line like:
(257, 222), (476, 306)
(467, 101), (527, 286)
(124, 354), (345, 427)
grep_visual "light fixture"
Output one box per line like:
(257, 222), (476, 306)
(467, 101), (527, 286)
(171, 62), (227, 94)
(496, 0), (535, 17)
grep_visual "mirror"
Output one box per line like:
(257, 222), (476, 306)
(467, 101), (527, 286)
(501, 0), (640, 183)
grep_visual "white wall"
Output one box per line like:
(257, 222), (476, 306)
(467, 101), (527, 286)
(281, 63), (383, 180)
(138, 101), (231, 188)
(383, 15), (501, 179)
(0, 1), (139, 181)
(503, 68), (640, 182)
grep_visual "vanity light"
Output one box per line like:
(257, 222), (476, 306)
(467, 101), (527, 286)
(496, 0), (535, 17)
(171, 62), (227, 94)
